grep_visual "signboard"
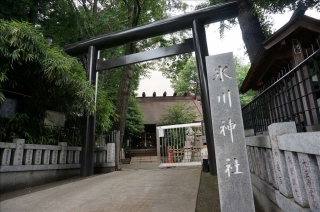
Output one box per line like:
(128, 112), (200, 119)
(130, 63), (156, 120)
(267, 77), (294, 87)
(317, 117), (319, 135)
(0, 98), (17, 118)
(206, 53), (255, 212)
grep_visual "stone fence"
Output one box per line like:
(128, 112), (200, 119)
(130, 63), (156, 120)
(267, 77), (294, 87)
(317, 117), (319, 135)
(0, 139), (115, 193)
(245, 122), (320, 212)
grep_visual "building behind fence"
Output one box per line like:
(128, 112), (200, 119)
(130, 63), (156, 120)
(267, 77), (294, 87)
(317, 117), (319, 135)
(240, 12), (320, 134)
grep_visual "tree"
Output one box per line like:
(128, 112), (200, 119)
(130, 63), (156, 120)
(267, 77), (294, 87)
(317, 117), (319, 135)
(169, 56), (255, 106)
(111, 0), (189, 145)
(0, 20), (97, 144)
(0, 0), (190, 143)
(0, 20), (94, 114)
(124, 96), (145, 141)
(234, 58), (256, 106)
(200, 0), (320, 63)
(157, 102), (198, 126)
(171, 57), (199, 96)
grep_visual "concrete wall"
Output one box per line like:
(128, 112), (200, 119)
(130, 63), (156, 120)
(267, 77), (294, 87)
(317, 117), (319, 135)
(0, 169), (80, 194)
(245, 123), (320, 212)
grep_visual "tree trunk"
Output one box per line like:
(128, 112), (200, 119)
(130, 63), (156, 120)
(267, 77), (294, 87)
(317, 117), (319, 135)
(237, 0), (266, 63)
(113, 43), (135, 145)
(113, 1), (141, 146)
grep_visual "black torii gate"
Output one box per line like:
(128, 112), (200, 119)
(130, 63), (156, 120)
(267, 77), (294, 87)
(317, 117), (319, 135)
(64, 1), (238, 177)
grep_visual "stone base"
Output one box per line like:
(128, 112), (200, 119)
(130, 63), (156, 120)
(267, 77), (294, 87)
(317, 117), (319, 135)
(0, 169), (80, 194)
(94, 167), (115, 174)
(251, 173), (311, 212)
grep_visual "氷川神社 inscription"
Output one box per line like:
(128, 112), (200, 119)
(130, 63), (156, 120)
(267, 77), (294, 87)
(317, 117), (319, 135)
(206, 52), (255, 212)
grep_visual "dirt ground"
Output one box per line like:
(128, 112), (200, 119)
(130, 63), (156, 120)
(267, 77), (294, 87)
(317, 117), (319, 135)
(196, 171), (221, 212)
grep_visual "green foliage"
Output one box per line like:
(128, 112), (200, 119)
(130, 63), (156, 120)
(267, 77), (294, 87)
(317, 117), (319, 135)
(0, 20), (102, 145)
(234, 58), (256, 106)
(157, 102), (198, 126)
(0, 20), (95, 115)
(0, 1), (192, 145)
(171, 57), (199, 95)
(252, 0), (320, 13)
(124, 96), (145, 140)
(0, 113), (62, 145)
(198, 0), (319, 40)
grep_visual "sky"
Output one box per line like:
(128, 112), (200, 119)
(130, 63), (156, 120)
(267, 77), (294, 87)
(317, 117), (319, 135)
(135, 2), (320, 97)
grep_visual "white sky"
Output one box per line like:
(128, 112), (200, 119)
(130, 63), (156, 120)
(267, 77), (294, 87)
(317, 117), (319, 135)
(136, 2), (320, 97)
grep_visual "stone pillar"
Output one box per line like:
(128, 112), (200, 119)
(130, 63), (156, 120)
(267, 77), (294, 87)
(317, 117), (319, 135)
(268, 122), (296, 197)
(285, 151), (309, 207)
(264, 149), (275, 185)
(206, 53), (255, 212)
(267, 148), (278, 189)
(259, 148), (268, 181)
(244, 129), (255, 137)
(42, 150), (50, 165)
(1, 148), (12, 165)
(13, 139), (25, 165)
(298, 153), (320, 210)
(107, 143), (115, 163)
(24, 149), (33, 165)
(74, 151), (80, 164)
(253, 147), (262, 179)
(99, 151), (106, 163)
(51, 150), (58, 164)
(246, 147), (253, 173)
(250, 147), (258, 175)
(115, 130), (120, 170)
(33, 150), (42, 165)
(58, 142), (67, 164)
(67, 151), (74, 164)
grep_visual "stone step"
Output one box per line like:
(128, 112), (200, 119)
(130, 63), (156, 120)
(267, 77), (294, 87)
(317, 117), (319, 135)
(121, 158), (131, 164)
(130, 156), (158, 163)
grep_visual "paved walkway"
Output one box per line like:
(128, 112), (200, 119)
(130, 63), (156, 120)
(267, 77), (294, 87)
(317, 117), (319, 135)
(0, 167), (201, 212)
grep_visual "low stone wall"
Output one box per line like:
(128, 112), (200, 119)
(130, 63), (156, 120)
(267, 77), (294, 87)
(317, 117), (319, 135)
(0, 140), (115, 194)
(245, 122), (320, 212)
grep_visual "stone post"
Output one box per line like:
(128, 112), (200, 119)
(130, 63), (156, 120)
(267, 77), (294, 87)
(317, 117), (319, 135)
(33, 149), (42, 165)
(206, 53), (255, 212)
(13, 139), (25, 165)
(24, 149), (33, 165)
(246, 147), (253, 173)
(42, 150), (50, 165)
(99, 150), (106, 163)
(1, 148), (12, 165)
(285, 151), (309, 207)
(250, 147), (259, 175)
(74, 151), (80, 164)
(67, 151), (74, 164)
(58, 142), (67, 164)
(264, 149), (275, 185)
(298, 153), (320, 210)
(268, 122), (296, 197)
(259, 148), (268, 181)
(51, 150), (58, 164)
(107, 143), (115, 163)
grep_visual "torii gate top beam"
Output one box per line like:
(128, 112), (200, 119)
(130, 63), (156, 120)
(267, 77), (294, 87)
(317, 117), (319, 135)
(63, 1), (238, 56)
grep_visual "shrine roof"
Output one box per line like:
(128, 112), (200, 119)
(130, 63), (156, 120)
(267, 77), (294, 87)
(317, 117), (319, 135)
(137, 96), (203, 125)
(240, 13), (320, 93)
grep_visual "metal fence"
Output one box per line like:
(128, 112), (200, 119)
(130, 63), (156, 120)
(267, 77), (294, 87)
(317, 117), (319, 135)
(156, 123), (203, 165)
(242, 49), (320, 133)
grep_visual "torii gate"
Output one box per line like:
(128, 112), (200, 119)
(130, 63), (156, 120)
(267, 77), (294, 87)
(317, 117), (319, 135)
(64, 1), (238, 177)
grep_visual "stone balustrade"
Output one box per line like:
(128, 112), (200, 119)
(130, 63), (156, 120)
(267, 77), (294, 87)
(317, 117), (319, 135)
(0, 139), (116, 193)
(0, 139), (81, 172)
(245, 122), (320, 212)
(94, 143), (116, 168)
